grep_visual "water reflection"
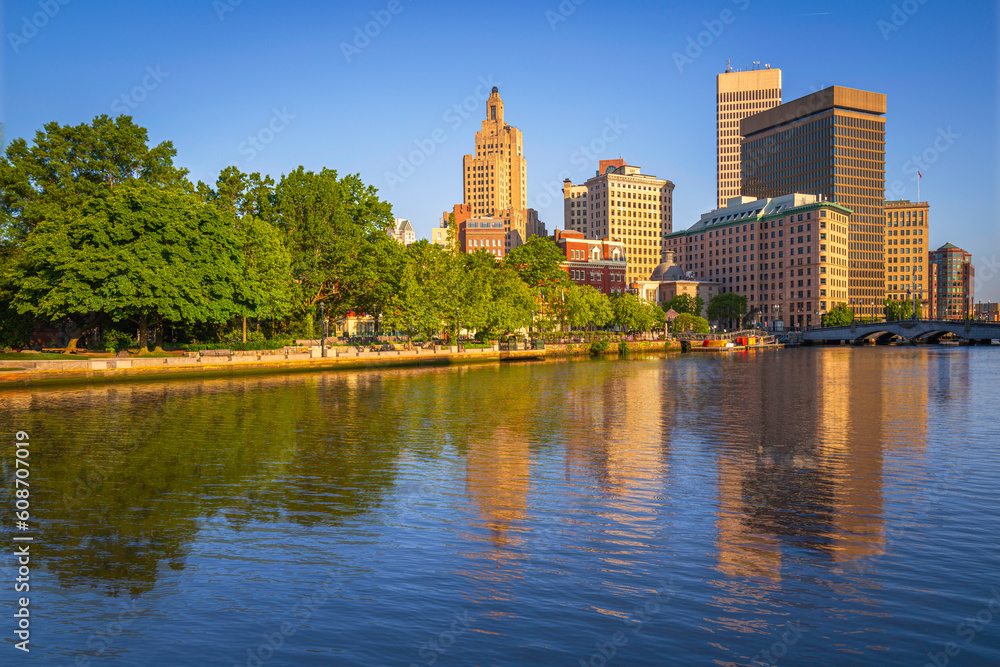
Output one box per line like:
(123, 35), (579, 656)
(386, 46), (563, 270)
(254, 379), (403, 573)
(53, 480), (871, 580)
(1, 349), (995, 665)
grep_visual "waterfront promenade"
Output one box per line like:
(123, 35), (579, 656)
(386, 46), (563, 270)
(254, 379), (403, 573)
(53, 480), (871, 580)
(0, 341), (687, 387)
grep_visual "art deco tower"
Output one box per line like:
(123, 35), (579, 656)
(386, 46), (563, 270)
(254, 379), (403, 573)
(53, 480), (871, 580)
(462, 87), (528, 247)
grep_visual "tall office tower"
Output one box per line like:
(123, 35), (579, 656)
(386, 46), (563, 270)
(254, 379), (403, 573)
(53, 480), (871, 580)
(884, 200), (930, 313)
(462, 87), (528, 250)
(716, 63), (782, 209)
(741, 86), (887, 321)
(562, 158), (674, 284)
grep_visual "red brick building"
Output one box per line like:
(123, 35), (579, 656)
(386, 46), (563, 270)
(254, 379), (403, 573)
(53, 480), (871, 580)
(552, 229), (627, 295)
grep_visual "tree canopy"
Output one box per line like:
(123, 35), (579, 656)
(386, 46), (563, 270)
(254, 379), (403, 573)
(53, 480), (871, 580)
(822, 303), (854, 327)
(503, 236), (569, 289)
(15, 182), (245, 350)
(664, 293), (704, 317)
(706, 293), (747, 331)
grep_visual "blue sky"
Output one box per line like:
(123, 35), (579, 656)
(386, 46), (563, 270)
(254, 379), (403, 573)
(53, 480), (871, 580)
(3, 0), (999, 299)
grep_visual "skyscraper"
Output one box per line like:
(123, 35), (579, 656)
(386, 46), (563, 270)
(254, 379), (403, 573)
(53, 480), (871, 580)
(716, 64), (782, 209)
(462, 87), (528, 250)
(741, 86), (887, 321)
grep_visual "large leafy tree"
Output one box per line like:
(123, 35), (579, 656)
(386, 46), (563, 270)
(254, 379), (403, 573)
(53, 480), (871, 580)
(503, 236), (569, 290)
(566, 284), (613, 331)
(272, 167), (397, 323)
(674, 313), (710, 334)
(612, 292), (657, 334)
(198, 167), (292, 341)
(14, 183), (245, 352)
(0, 114), (188, 244)
(383, 241), (457, 339)
(664, 293), (704, 317)
(706, 293), (748, 331)
(0, 115), (190, 350)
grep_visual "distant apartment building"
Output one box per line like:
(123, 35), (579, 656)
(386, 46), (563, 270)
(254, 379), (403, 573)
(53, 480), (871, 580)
(561, 158), (674, 285)
(716, 63), (782, 208)
(552, 229), (627, 295)
(741, 85), (887, 321)
(884, 200), (930, 313)
(929, 243), (974, 320)
(391, 218), (416, 246)
(430, 225), (451, 249)
(974, 302), (999, 322)
(665, 193), (851, 330)
(461, 86), (530, 251)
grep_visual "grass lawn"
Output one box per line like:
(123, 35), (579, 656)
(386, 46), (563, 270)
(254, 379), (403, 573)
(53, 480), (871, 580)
(0, 352), (93, 360)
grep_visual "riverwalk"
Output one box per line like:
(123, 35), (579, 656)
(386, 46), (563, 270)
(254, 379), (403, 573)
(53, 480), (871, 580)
(0, 341), (716, 387)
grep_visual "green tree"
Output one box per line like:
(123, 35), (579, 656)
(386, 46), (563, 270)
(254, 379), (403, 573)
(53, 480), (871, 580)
(14, 183), (244, 352)
(198, 167), (291, 343)
(673, 313), (710, 333)
(706, 293), (748, 331)
(271, 167), (396, 323)
(382, 241), (456, 339)
(0, 115), (190, 350)
(822, 302), (854, 327)
(503, 236), (569, 289)
(664, 293), (704, 317)
(612, 292), (656, 334)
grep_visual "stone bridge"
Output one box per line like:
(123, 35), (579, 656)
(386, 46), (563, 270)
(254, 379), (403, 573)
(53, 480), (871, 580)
(802, 319), (1000, 344)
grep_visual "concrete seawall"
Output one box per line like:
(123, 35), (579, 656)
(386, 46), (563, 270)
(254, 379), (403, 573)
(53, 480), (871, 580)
(0, 342), (682, 388)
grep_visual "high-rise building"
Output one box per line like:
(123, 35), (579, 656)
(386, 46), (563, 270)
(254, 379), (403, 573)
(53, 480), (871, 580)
(741, 86), (887, 321)
(883, 200), (930, 313)
(462, 87), (528, 251)
(561, 158), (674, 284)
(929, 243), (974, 320)
(665, 193), (852, 330)
(716, 64), (782, 208)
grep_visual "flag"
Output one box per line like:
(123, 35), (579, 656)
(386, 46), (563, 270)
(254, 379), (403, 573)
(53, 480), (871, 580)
(918, 171), (923, 178)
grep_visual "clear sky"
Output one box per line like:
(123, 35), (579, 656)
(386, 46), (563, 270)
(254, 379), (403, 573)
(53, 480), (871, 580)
(3, 0), (999, 299)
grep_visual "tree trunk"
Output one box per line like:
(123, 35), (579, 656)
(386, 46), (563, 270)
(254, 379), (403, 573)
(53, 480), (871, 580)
(242, 317), (247, 343)
(62, 313), (101, 354)
(136, 314), (149, 353)
(152, 314), (164, 353)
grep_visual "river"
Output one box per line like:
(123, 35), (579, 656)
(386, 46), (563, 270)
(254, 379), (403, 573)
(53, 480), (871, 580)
(2, 347), (999, 665)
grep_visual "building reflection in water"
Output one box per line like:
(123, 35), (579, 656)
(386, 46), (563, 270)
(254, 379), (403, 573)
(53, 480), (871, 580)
(714, 349), (934, 580)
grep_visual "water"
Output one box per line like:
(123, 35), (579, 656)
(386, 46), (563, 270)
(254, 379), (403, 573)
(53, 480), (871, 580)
(2, 347), (999, 665)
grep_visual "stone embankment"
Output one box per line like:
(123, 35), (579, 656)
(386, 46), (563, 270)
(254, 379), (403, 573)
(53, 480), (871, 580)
(0, 341), (687, 387)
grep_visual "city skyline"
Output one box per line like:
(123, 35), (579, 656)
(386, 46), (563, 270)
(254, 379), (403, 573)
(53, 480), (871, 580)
(3, 0), (997, 298)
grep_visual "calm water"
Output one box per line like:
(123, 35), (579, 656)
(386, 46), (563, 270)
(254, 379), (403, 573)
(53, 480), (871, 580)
(2, 348), (1000, 666)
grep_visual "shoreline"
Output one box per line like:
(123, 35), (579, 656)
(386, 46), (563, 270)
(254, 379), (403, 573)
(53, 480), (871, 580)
(0, 341), (716, 389)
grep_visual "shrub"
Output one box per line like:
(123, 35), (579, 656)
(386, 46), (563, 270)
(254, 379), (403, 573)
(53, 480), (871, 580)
(589, 340), (609, 356)
(103, 330), (134, 353)
(617, 341), (629, 355)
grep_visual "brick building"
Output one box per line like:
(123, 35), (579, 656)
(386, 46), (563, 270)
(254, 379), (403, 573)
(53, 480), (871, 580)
(553, 229), (627, 295)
